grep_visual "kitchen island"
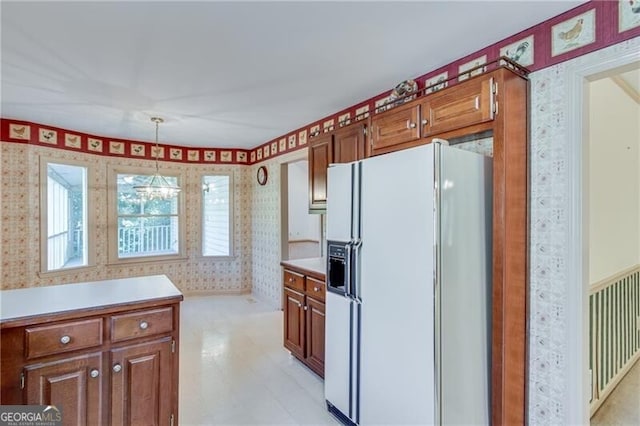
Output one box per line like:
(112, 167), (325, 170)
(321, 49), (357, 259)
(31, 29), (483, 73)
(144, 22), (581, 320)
(0, 275), (183, 425)
(280, 257), (326, 377)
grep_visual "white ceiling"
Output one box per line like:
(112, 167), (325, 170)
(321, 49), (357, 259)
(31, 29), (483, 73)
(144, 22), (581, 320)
(1, 1), (584, 149)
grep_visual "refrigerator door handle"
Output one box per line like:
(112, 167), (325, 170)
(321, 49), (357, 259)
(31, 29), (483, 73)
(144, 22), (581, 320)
(350, 239), (362, 301)
(345, 243), (353, 297)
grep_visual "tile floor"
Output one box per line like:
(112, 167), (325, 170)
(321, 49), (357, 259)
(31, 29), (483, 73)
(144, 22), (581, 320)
(179, 295), (340, 425)
(591, 358), (640, 426)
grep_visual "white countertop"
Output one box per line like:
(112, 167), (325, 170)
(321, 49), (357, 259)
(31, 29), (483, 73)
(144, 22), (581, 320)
(281, 257), (326, 277)
(0, 275), (183, 324)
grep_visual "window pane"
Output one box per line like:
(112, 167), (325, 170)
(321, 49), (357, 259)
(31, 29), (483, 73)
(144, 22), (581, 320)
(202, 175), (231, 256)
(118, 216), (179, 258)
(117, 174), (178, 215)
(47, 163), (87, 271)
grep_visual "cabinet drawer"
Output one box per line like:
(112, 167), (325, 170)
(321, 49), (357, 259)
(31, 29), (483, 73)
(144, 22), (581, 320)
(110, 307), (173, 343)
(25, 318), (103, 359)
(284, 270), (305, 292)
(306, 277), (326, 302)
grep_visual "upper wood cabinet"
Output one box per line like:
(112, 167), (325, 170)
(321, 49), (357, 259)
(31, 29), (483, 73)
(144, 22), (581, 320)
(308, 134), (332, 213)
(333, 122), (366, 164)
(308, 121), (367, 213)
(368, 103), (421, 157)
(421, 76), (496, 137)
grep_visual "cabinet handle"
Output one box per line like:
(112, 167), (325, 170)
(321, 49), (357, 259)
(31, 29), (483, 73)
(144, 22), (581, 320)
(304, 306), (308, 311)
(139, 321), (149, 330)
(288, 277), (294, 283)
(422, 118), (429, 125)
(90, 369), (100, 378)
(406, 121), (417, 129)
(297, 303), (303, 308)
(113, 364), (122, 373)
(60, 335), (71, 345)
(314, 286), (319, 292)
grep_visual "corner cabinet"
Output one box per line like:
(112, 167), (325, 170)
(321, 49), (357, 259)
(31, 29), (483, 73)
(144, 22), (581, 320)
(281, 266), (326, 378)
(308, 122), (367, 212)
(0, 276), (183, 426)
(308, 134), (332, 212)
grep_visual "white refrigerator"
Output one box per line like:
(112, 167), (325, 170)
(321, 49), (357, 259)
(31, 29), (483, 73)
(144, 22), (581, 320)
(324, 142), (493, 425)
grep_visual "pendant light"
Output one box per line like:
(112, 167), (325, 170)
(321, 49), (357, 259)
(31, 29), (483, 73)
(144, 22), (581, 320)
(133, 117), (181, 199)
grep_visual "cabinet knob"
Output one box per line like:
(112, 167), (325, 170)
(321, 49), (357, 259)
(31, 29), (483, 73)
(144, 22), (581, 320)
(60, 335), (71, 345)
(406, 121), (417, 129)
(139, 321), (149, 330)
(113, 363), (122, 373)
(422, 119), (429, 125)
(288, 277), (294, 283)
(314, 286), (320, 292)
(90, 369), (100, 378)
(297, 303), (303, 308)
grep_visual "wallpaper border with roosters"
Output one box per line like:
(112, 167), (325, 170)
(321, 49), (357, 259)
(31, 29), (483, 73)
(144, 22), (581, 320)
(1, 1), (638, 165)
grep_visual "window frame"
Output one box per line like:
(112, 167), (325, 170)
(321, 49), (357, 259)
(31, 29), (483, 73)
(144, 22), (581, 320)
(39, 157), (95, 276)
(107, 165), (186, 265)
(200, 173), (234, 259)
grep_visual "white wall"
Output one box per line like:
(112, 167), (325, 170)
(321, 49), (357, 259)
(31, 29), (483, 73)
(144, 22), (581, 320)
(287, 161), (320, 241)
(588, 77), (640, 284)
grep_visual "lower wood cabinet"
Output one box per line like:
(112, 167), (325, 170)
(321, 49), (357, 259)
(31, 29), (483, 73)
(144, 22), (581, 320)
(1, 295), (181, 426)
(24, 352), (103, 425)
(304, 296), (325, 375)
(111, 338), (173, 426)
(284, 287), (306, 360)
(282, 267), (326, 378)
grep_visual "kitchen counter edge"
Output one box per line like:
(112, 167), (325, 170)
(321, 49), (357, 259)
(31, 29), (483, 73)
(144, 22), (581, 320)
(280, 257), (326, 281)
(0, 275), (183, 327)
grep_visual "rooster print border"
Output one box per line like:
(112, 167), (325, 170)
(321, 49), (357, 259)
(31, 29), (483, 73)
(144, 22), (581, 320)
(619, 0), (640, 32)
(500, 35), (534, 67)
(551, 9), (596, 57)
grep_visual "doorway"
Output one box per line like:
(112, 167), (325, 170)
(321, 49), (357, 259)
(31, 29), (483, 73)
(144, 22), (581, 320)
(281, 159), (323, 261)
(559, 44), (640, 424)
(586, 65), (640, 424)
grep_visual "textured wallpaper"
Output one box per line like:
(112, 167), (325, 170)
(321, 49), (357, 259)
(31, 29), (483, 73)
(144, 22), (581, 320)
(249, 150), (306, 308)
(0, 143), (252, 294)
(527, 37), (640, 425)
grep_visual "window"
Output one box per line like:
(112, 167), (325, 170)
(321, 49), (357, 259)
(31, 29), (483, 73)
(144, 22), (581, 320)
(202, 174), (233, 257)
(113, 172), (183, 260)
(40, 161), (91, 272)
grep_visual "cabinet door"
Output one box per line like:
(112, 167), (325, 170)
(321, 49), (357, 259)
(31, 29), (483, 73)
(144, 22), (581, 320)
(283, 287), (306, 359)
(305, 297), (325, 378)
(25, 353), (103, 426)
(111, 338), (172, 426)
(308, 134), (333, 212)
(333, 123), (366, 163)
(422, 76), (495, 137)
(369, 103), (421, 156)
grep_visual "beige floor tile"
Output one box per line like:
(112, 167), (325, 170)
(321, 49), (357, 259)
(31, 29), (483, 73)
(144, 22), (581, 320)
(179, 295), (337, 425)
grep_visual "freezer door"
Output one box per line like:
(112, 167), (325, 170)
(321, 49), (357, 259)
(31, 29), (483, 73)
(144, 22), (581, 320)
(325, 291), (358, 422)
(327, 163), (355, 242)
(358, 144), (436, 425)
